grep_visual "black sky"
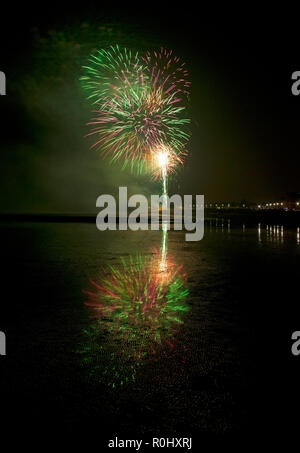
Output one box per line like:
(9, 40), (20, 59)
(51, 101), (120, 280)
(1, 4), (300, 213)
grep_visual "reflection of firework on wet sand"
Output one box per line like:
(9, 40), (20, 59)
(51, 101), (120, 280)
(85, 252), (189, 350)
(79, 247), (189, 387)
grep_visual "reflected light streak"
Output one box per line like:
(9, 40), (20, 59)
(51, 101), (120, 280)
(80, 229), (190, 387)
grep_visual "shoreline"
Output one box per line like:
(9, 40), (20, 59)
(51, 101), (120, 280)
(0, 209), (300, 227)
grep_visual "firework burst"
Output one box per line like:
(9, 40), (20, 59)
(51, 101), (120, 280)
(149, 143), (186, 181)
(80, 44), (144, 104)
(87, 77), (190, 174)
(141, 48), (191, 97)
(81, 46), (191, 176)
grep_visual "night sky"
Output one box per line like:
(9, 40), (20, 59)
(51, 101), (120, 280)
(1, 5), (299, 213)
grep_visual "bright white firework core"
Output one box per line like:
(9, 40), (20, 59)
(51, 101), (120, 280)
(157, 151), (169, 169)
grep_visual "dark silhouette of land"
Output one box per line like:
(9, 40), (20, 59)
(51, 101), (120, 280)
(1, 209), (300, 226)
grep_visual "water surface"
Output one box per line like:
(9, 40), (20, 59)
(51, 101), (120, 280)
(1, 221), (299, 437)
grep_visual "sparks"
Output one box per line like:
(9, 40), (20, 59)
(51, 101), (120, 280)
(81, 46), (191, 177)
